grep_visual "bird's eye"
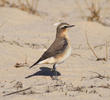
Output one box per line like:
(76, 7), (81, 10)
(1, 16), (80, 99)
(61, 26), (67, 29)
(64, 26), (67, 28)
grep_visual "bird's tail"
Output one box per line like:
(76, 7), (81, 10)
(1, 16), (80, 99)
(29, 60), (40, 69)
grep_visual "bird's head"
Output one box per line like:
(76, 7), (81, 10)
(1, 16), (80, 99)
(56, 22), (75, 37)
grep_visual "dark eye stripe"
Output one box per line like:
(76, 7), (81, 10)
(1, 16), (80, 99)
(61, 26), (67, 29)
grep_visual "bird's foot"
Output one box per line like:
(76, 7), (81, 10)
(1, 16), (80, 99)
(51, 69), (58, 80)
(51, 75), (58, 80)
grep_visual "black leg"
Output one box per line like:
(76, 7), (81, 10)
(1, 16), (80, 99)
(53, 64), (56, 71)
(52, 64), (58, 80)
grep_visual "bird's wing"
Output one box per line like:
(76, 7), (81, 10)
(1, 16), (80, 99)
(29, 37), (68, 68)
(38, 37), (68, 62)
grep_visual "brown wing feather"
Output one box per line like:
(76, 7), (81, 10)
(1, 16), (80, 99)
(38, 37), (68, 63)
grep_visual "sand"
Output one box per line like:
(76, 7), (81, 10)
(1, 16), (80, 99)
(0, 0), (110, 100)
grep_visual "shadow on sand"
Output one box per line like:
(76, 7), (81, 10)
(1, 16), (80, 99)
(25, 67), (61, 79)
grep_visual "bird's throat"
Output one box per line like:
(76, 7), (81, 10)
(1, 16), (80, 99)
(60, 29), (69, 39)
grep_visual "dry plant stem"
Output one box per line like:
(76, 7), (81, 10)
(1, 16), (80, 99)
(85, 32), (106, 61)
(26, 0), (31, 9)
(35, 0), (39, 11)
(82, 0), (110, 26)
(98, 84), (110, 89)
(90, 71), (109, 79)
(3, 87), (31, 96)
(85, 32), (98, 59)
(31, 0), (34, 7)
(88, 2), (100, 21)
(75, 0), (86, 19)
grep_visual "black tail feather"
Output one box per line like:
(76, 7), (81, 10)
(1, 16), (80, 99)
(29, 60), (40, 69)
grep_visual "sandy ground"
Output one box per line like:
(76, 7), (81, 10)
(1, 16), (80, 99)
(1, 0), (110, 100)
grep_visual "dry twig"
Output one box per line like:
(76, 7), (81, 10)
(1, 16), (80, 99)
(90, 71), (110, 80)
(85, 32), (106, 61)
(3, 87), (31, 96)
(85, 32), (98, 59)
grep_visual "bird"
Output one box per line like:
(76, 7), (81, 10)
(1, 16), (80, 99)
(29, 22), (75, 79)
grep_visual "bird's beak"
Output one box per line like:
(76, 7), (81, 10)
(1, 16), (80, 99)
(66, 25), (75, 28)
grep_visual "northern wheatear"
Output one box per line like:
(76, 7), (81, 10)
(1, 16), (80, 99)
(29, 22), (75, 79)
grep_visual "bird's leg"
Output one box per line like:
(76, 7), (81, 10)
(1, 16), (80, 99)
(53, 64), (56, 71)
(52, 64), (58, 80)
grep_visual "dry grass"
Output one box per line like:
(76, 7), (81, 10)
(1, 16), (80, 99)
(0, 0), (9, 6)
(85, 31), (109, 61)
(89, 71), (110, 80)
(18, 0), (40, 15)
(87, 2), (100, 22)
(75, 0), (110, 26)
(0, 0), (40, 15)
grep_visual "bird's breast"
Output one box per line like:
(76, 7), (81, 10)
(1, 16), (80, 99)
(55, 45), (71, 64)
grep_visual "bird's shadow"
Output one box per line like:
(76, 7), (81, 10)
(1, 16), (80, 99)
(25, 67), (61, 79)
